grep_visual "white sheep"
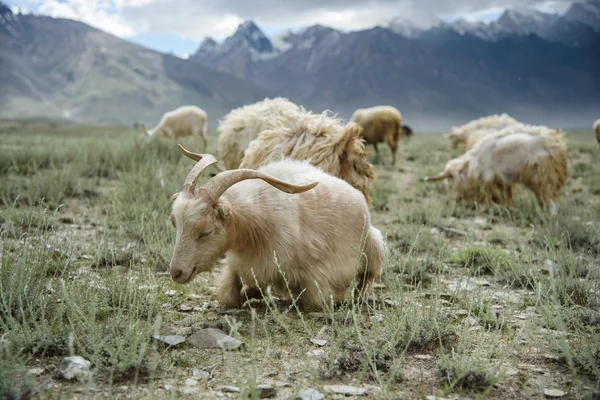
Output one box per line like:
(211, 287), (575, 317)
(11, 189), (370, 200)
(168, 145), (385, 311)
(217, 97), (302, 170)
(351, 106), (403, 165)
(141, 105), (208, 152)
(446, 113), (520, 150)
(425, 124), (568, 214)
(594, 119), (600, 150)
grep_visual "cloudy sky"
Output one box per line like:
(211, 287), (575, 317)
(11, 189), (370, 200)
(6, 0), (571, 57)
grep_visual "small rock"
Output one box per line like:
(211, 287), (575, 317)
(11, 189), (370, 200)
(297, 388), (325, 400)
(163, 385), (174, 391)
(264, 380), (292, 387)
(192, 369), (211, 379)
(27, 368), (44, 376)
(182, 387), (198, 396)
(430, 227), (440, 236)
(186, 293), (202, 300)
(474, 217), (487, 226)
(426, 396), (450, 400)
(324, 385), (367, 396)
(188, 328), (243, 351)
(413, 354), (433, 360)
(165, 290), (177, 297)
(307, 349), (325, 357)
(384, 299), (401, 307)
(462, 316), (479, 326)
(185, 379), (198, 387)
(310, 339), (327, 347)
(256, 384), (276, 398)
(118, 386), (128, 391)
(220, 386), (241, 393)
(58, 356), (92, 381)
(179, 305), (193, 312)
(152, 335), (186, 346)
(544, 388), (567, 398)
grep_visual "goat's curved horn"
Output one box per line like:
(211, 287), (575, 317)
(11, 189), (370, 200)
(178, 144), (218, 193)
(178, 144), (225, 173)
(203, 169), (318, 201)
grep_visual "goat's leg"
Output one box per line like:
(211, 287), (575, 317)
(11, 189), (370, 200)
(215, 266), (244, 308)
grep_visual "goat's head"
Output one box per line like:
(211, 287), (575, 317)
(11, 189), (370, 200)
(424, 157), (469, 183)
(169, 144), (318, 284)
(336, 122), (375, 205)
(445, 127), (465, 149)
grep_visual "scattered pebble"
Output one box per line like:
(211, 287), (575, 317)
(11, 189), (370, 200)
(324, 385), (367, 396)
(27, 368), (44, 376)
(543, 260), (555, 272)
(474, 217), (487, 226)
(426, 396), (450, 400)
(413, 354), (433, 360)
(462, 316), (479, 326)
(256, 384), (277, 398)
(544, 388), (567, 398)
(192, 369), (211, 379)
(163, 385), (174, 391)
(57, 356), (92, 381)
(186, 293), (202, 300)
(220, 385), (241, 393)
(264, 380), (291, 387)
(310, 339), (327, 347)
(307, 349), (325, 357)
(384, 299), (401, 307)
(297, 388), (325, 400)
(188, 328), (243, 351)
(430, 227), (440, 236)
(178, 305), (193, 312)
(152, 335), (186, 346)
(184, 379), (198, 387)
(182, 387), (198, 396)
(165, 290), (177, 297)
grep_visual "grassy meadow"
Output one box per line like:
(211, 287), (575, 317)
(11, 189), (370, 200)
(0, 119), (599, 399)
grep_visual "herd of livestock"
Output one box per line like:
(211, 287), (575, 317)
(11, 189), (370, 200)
(139, 98), (600, 310)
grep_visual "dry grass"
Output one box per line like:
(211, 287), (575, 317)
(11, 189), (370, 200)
(1, 119), (599, 399)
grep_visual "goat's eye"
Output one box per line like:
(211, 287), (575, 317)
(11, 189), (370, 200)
(170, 214), (176, 228)
(195, 228), (214, 240)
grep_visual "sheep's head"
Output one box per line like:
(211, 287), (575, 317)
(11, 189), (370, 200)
(169, 144), (318, 284)
(335, 122), (375, 206)
(445, 127), (465, 149)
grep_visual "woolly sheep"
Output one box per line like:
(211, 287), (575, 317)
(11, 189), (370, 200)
(351, 106), (403, 165)
(141, 105), (208, 152)
(239, 108), (376, 206)
(446, 113), (520, 150)
(425, 124), (568, 214)
(168, 145), (385, 311)
(217, 97), (302, 170)
(594, 119), (600, 150)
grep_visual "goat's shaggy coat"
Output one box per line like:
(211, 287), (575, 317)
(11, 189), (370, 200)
(426, 124), (568, 213)
(351, 106), (403, 165)
(594, 119), (600, 150)
(142, 105), (208, 151)
(447, 113), (520, 151)
(217, 97), (302, 170)
(169, 149), (385, 311)
(240, 109), (376, 206)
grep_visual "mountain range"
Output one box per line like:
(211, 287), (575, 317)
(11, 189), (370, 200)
(0, 2), (269, 127)
(191, 1), (600, 129)
(0, 1), (599, 130)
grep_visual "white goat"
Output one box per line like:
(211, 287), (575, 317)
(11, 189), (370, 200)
(217, 97), (302, 170)
(446, 113), (520, 150)
(142, 105), (208, 152)
(168, 145), (385, 311)
(426, 124), (568, 214)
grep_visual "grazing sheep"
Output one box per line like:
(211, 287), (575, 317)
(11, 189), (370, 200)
(594, 119), (600, 150)
(239, 109), (375, 206)
(425, 124), (568, 214)
(403, 125), (413, 138)
(446, 113), (520, 150)
(217, 97), (302, 170)
(168, 145), (385, 311)
(141, 105), (208, 152)
(351, 106), (403, 165)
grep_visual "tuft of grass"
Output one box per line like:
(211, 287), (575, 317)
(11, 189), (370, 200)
(437, 348), (503, 392)
(447, 245), (512, 275)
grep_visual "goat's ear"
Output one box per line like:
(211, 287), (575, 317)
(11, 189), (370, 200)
(217, 203), (232, 220)
(172, 192), (180, 201)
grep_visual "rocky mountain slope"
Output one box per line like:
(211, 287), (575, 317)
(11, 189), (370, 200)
(0, 3), (269, 127)
(191, 1), (600, 129)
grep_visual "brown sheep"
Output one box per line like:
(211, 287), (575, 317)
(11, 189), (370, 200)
(351, 106), (403, 165)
